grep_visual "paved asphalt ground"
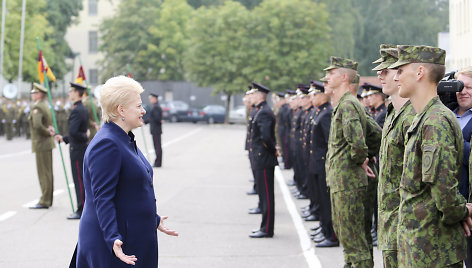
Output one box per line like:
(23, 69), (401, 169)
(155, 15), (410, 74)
(0, 122), (382, 268)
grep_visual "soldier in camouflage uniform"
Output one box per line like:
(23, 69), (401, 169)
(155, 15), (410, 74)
(374, 45), (416, 267)
(324, 56), (376, 267)
(390, 45), (472, 267)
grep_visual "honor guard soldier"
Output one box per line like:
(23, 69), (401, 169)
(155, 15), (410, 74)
(144, 91), (163, 167)
(29, 83), (56, 209)
(364, 83), (387, 128)
(390, 45), (472, 267)
(324, 56), (376, 267)
(373, 45), (415, 267)
(248, 82), (278, 238)
(55, 82), (89, 219)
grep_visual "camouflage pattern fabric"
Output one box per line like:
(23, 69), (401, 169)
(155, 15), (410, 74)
(398, 96), (467, 267)
(378, 101), (415, 254)
(324, 56), (359, 71)
(389, 45), (446, 69)
(326, 91), (368, 193)
(331, 187), (373, 267)
(382, 250), (398, 268)
(372, 44), (397, 64)
(372, 48), (399, 71)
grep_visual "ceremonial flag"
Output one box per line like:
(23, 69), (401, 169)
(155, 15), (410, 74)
(37, 50), (56, 83)
(75, 66), (86, 84)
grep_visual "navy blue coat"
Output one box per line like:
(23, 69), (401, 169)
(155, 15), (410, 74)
(76, 122), (161, 268)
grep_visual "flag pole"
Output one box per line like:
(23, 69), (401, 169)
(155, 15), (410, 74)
(77, 56), (100, 126)
(127, 64), (150, 161)
(36, 37), (75, 213)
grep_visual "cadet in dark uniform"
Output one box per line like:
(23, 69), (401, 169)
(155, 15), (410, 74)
(144, 91), (163, 167)
(29, 83), (56, 209)
(248, 82), (278, 238)
(55, 82), (89, 219)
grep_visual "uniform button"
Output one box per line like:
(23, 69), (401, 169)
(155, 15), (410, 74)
(310, 150), (312, 153)
(322, 156), (325, 160)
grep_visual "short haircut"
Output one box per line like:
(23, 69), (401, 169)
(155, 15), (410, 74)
(422, 63), (445, 85)
(75, 89), (85, 97)
(100, 76), (144, 123)
(456, 66), (472, 79)
(338, 67), (357, 83)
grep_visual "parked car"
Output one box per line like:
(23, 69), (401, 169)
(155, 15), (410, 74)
(187, 105), (226, 124)
(228, 105), (247, 124)
(161, 100), (190, 122)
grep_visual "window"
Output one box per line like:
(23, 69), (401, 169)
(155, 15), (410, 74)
(89, 31), (98, 53)
(89, 69), (98, 85)
(89, 0), (98, 16)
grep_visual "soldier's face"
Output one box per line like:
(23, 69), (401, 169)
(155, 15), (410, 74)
(456, 74), (472, 111)
(31, 92), (40, 101)
(395, 64), (416, 98)
(377, 69), (398, 96)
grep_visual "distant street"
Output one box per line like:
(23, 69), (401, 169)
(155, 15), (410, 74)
(0, 122), (381, 268)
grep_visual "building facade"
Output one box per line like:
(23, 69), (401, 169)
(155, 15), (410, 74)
(449, 0), (472, 70)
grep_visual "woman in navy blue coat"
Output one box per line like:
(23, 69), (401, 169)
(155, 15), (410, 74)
(76, 76), (178, 267)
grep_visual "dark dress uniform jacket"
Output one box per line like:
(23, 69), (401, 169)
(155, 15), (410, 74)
(249, 101), (278, 169)
(76, 122), (161, 268)
(308, 103), (332, 175)
(63, 101), (88, 146)
(148, 103), (162, 135)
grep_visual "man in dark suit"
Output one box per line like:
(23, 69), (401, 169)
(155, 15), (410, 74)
(248, 82), (278, 238)
(145, 92), (163, 167)
(55, 82), (89, 219)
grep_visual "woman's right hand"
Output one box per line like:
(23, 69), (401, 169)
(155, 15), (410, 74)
(113, 239), (137, 265)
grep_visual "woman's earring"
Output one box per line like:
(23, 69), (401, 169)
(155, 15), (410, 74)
(121, 117), (125, 121)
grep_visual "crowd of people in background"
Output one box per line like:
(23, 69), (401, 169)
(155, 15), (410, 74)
(244, 44), (472, 267)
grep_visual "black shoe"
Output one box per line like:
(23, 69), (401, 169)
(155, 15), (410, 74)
(373, 239), (378, 247)
(296, 194), (308, 199)
(315, 239), (339, 247)
(287, 180), (296, 186)
(246, 189), (257, 195)
(301, 205), (310, 211)
(310, 225), (321, 231)
(301, 211), (311, 218)
(29, 203), (49, 209)
(249, 231), (273, 238)
(248, 207), (262, 214)
(304, 214), (319, 221)
(67, 212), (81, 220)
(313, 233), (326, 243)
(310, 229), (322, 237)
(251, 229), (260, 233)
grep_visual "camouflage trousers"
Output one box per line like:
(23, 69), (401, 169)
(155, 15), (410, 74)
(382, 250), (398, 268)
(331, 187), (373, 267)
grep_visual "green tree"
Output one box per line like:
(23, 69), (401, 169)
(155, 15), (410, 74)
(1, 0), (53, 83)
(247, 0), (332, 90)
(186, 0), (224, 8)
(99, 0), (162, 81)
(43, 0), (82, 80)
(135, 0), (193, 81)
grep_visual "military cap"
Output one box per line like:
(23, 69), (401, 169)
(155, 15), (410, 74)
(323, 56), (358, 71)
(149, 91), (159, 98)
(296, 84), (310, 90)
(245, 85), (255, 95)
(319, 76), (327, 82)
(251, 81), (271, 94)
(296, 88), (309, 97)
(389, 45), (446, 69)
(309, 80), (324, 94)
(356, 86), (364, 98)
(372, 48), (399, 71)
(31, 82), (48, 94)
(286, 89), (296, 95)
(70, 82), (87, 92)
(361, 82), (382, 96)
(276, 92), (285, 98)
(372, 44), (397, 64)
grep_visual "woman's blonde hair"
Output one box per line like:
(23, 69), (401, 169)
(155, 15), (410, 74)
(100, 76), (144, 122)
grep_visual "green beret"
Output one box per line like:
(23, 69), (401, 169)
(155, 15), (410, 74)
(323, 56), (358, 71)
(389, 45), (446, 69)
(372, 48), (399, 71)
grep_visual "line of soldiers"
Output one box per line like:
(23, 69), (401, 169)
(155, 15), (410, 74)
(245, 44), (472, 267)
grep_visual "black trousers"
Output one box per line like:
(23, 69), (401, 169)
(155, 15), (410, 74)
(152, 133), (162, 167)
(70, 145), (86, 214)
(306, 172), (320, 216)
(312, 171), (335, 241)
(254, 167), (275, 235)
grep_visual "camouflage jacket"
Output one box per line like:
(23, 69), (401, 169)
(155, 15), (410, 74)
(377, 101), (415, 251)
(326, 91), (368, 193)
(398, 96), (467, 267)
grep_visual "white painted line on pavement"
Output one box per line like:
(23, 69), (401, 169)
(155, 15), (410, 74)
(275, 166), (322, 268)
(0, 150), (30, 159)
(162, 127), (202, 148)
(0, 211), (17, 222)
